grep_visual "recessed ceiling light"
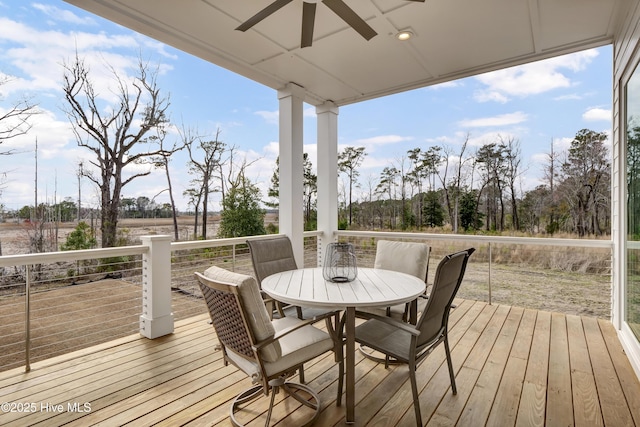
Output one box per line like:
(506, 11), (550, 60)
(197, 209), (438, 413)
(396, 31), (413, 41)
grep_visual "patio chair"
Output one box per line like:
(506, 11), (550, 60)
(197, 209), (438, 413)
(195, 267), (344, 427)
(247, 236), (303, 318)
(359, 240), (431, 323)
(354, 248), (475, 427)
(355, 240), (430, 364)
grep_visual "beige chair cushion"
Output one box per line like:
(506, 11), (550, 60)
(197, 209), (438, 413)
(373, 240), (430, 280)
(203, 266), (281, 362)
(362, 240), (430, 322)
(226, 316), (333, 381)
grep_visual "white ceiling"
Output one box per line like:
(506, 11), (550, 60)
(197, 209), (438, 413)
(64, 0), (629, 106)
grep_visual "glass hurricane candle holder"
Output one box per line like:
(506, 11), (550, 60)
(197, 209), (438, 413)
(323, 242), (358, 282)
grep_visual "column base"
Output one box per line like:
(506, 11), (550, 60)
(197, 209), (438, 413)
(140, 313), (174, 338)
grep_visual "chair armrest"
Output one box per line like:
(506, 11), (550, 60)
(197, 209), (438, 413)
(354, 310), (420, 336)
(259, 290), (275, 302)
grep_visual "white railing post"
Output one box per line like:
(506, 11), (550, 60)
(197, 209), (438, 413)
(25, 265), (31, 372)
(140, 235), (174, 338)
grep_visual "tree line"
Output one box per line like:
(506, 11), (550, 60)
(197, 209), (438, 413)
(260, 127), (610, 237)
(328, 129), (610, 236)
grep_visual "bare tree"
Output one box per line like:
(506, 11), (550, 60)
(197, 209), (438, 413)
(476, 142), (507, 231)
(542, 139), (561, 233)
(559, 129), (609, 236)
(394, 155), (412, 229)
(184, 127), (226, 239)
(302, 153), (317, 229)
(407, 146), (442, 228)
(265, 154), (317, 230)
(338, 146), (366, 226)
(62, 54), (170, 247)
(0, 76), (37, 255)
(149, 123), (184, 240)
(363, 173), (379, 228)
(502, 136), (524, 230)
(377, 166), (399, 229)
(183, 187), (202, 238)
(0, 76), (37, 154)
(437, 134), (470, 232)
(407, 148), (425, 228)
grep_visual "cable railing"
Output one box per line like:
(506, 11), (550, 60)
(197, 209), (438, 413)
(335, 230), (613, 318)
(0, 230), (612, 373)
(0, 234), (314, 373)
(169, 233), (320, 301)
(0, 245), (147, 372)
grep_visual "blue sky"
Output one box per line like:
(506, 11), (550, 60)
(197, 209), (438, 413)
(0, 1), (613, 213)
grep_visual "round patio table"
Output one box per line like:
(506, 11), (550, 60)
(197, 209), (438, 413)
(261, 267), (426, 424)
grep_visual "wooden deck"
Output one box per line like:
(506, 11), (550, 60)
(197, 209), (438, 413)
(1, 299), (639, 426)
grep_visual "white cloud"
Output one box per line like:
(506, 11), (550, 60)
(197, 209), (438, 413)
(428, 80), (462, 90)
(32, 3), (97, 26)
(352, 135), (413, 146)
(465, 131), (520, 148)
(473, 49), (599, 102)
(0, 14), (173, 102)
(361, 156), (394, 170)
(530, 152), (550, 164)
(473, 91), (509, 103)
(2, 108), (74, 151)
(583, 107), (611, 121)
(554, 93), (583, 101)
(255, 110), (278, 124)
(458, 112), (528, 128)
(304, 106), (316, 118)
(553, 136), (573, 152)
(262, 141), (279, 157)
(0, 106), (92, 209)
(425, 135), (457, 145)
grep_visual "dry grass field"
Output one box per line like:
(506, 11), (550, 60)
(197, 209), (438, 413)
(0, 216), (612, 319)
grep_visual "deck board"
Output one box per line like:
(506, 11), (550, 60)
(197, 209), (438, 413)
(1, 301), (639, 426)
(598, 318), (640, 425)
(434, 304), (514, 426)
(516, 310), (550, 427)
(483, 307), (526, 427)
(583, 316), (635, 426)
(566, 314), (603, 427)
(546, 312), (573, 426)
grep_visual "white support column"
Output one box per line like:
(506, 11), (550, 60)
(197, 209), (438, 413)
(316, 101), (339, 266)
(140, 235), (174, 338)
(278, 83), (305, 267)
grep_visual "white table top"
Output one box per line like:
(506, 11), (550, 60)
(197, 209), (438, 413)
(261, 267), (426, 310)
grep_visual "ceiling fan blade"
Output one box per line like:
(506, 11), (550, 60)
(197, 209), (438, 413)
(405, 0), (426, 2)
(322, 0), (377, 41)
(236, 0), (294, 32)
(301, 2), (317, 48)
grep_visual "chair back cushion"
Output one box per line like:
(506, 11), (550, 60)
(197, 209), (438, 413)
(247, 237), (298, 285)
(417, 248), (474, 347)
(374, 240), (430, 282)
(202, 266), (282, 362)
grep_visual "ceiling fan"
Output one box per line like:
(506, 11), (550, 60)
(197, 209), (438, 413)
(236, 0), (425, 48)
